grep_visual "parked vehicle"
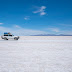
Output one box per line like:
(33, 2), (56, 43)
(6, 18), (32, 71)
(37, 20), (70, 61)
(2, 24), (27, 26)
(1, 32), (19, 40)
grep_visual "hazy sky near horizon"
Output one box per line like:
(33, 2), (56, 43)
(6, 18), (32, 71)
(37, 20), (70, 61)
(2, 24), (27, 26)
(0, 0), (72, 35)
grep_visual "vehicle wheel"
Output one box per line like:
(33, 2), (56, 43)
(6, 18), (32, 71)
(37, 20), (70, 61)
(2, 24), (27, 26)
(14, 37), (18, 40)
(4, 37), (8, 40)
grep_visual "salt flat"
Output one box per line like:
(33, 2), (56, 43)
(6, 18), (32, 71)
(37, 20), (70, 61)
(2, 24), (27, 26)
(0, 36), (72, 72)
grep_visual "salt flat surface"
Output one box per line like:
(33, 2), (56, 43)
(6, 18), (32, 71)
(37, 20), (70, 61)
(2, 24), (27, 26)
(0, 36), (72, 72)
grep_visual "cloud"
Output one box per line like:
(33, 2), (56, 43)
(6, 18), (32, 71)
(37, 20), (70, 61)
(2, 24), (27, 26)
(24, 16), (30, 20)
(0, 26), (48, 36)
(47, 27), (72, 35)
(48, 28), (60, 32)
(33, 6), (47, 16)
(14, 25), (21, 28)
(61, 31), (72, 35)
(40, 12), (46, 15)
(0, 23), (3, 25)
(59, 24), (72, 27)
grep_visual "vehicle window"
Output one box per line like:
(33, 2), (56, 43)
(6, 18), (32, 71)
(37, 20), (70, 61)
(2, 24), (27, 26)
(9, 35), (12, 36)
(4, 35), (8, 36)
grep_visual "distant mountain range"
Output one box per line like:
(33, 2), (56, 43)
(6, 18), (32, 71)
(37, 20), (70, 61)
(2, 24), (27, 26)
(31, 34), (72, 36)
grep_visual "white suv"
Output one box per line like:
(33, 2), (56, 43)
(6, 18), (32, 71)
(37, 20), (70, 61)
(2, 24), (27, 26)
(1, 34), (19, 40)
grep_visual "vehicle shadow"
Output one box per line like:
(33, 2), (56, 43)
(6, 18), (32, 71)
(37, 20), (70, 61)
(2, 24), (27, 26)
(0, 39), (18, 41)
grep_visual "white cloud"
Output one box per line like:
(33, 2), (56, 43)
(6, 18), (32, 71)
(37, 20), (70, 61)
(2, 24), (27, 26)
(24, 16), (30, 20)
(61, 31), (72, 35)
(48, 28), (60, 32)
(0, 26), (48, 36)
(47, 27), (72, 35)
(0, 23), (3, 25)
(33, 6), (47, 16)
(40, 12), (46, 15)
(59, 24), (72, 27)
(14, 25), (21, 28)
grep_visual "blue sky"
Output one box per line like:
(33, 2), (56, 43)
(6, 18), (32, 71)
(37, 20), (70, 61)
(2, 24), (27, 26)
(0, 0), (72, 35)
